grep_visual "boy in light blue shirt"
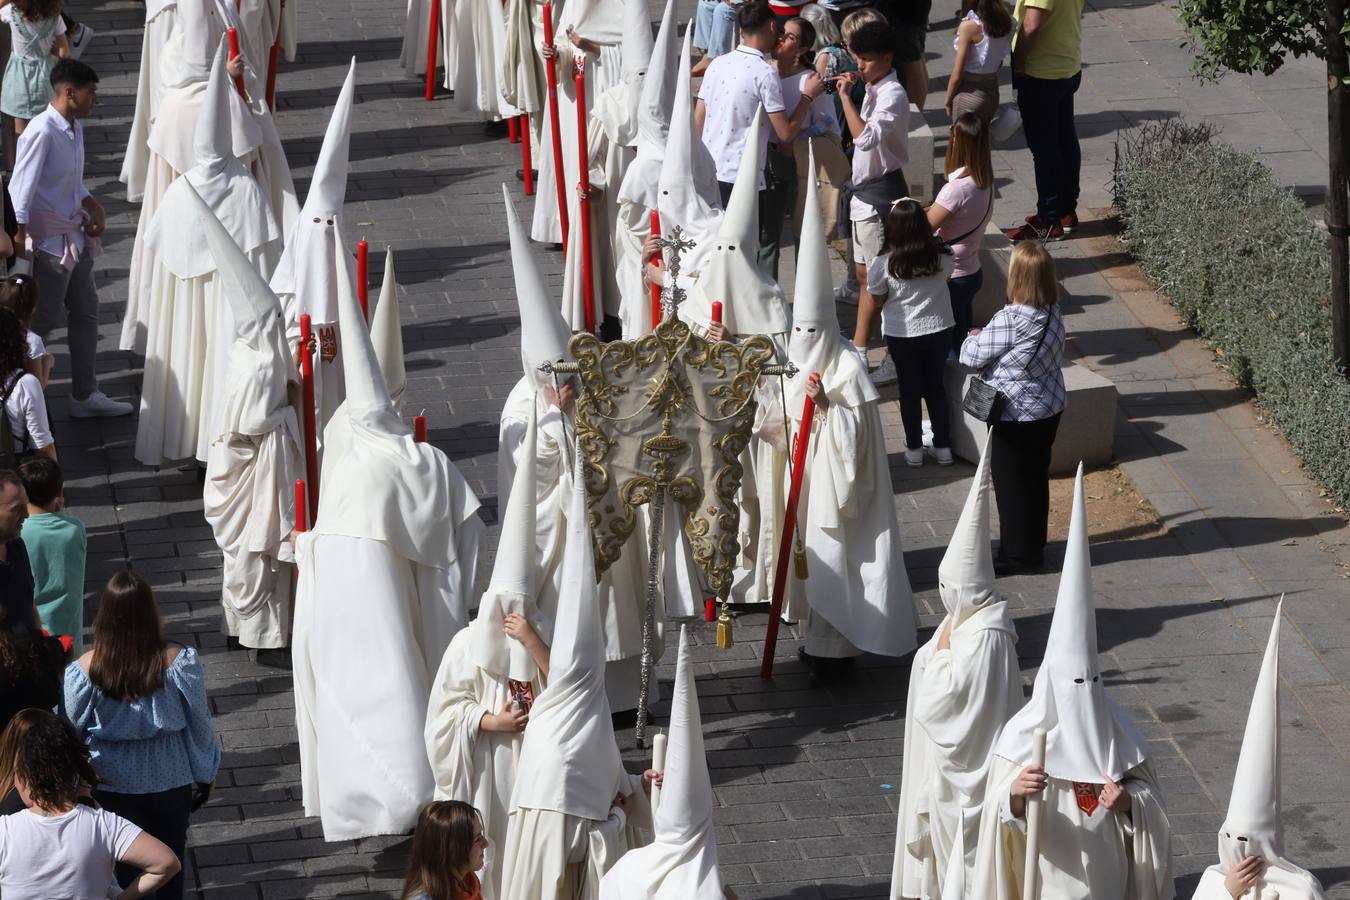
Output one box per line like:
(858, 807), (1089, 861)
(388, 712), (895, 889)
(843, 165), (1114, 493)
(19, 456), (86, 655)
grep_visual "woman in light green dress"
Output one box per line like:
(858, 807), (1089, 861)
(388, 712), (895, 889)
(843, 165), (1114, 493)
(0, 0), (69, 130)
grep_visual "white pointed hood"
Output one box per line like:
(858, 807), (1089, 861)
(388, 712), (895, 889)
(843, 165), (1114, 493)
(656, 24), (722, 277)
(186, 181), (294, 439)
(469, 403), (552, 683)
(511, 455), (624, 822)
(616, 0), (679, 211)
(504, 185), (572, 385)
(271, 58), (359, 326)
(685, 109), (789, 336)
(1215, 601), (1325, 896)
(937, 440), (1001, 629)
(993, 464), (1149, 783)
(370, 248), (407, 411)
(310, 222), (483, 576)
(146, 35), (278, 280)
(786, 144), (873, 416)
(620, 0), (656, 80)
(599, 626), (723, 900)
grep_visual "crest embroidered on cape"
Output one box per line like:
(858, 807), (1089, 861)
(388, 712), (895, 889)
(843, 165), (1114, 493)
(318, 326), (338, 363)
(1072, 781), (1100, 816)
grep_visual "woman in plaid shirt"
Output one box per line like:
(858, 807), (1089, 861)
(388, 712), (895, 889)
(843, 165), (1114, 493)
(959, 241), (1065, 575)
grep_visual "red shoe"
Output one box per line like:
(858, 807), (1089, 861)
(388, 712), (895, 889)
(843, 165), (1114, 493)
(1006, 215), (1064, 242)
(1060, 211), (1079, 233)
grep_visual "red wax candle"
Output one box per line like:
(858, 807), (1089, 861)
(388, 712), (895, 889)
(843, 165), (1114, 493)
(704, 598), (716, 622)
(649, 210), (662, 330)
(425, 0), (441, 100)
(711, 300), (723, 325)
(298, 314), (319, 522)
(541, 3), (569, 250)
(414, 415), (428, 443)
(294, 480), (308, 533)
(356, 240), (369, 322)
(227, 28), (248, 99)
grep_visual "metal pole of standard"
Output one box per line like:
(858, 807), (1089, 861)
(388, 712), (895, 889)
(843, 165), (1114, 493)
(1326, 0), (1350, 378)
(635, 488), (665, 748)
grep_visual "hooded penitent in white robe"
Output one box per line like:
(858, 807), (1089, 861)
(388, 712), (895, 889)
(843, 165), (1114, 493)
(121, 0), (298, 355)
(425, 404), (553, 900)
(1190, 601), (1328, 900)
(401, 0), (456, 89)
(971, 465), (1173, 900)
(500, 0), (545, 115)
(499, 187), (660, 712)
(558, 0), (651, 332)
(892, 439), (1021, 899)
(121, 0), (177, 203)
(453, 0), (521, 119)
(192, 184), (302, 651)
(499, 458), (651, 900)
(369, 249), (407, 411)
(599, 626), (725, 900)
(612, 0), (677, 338)
(530, 0), (626, 244)
(135, 38), (283, 467)
(272, 59), (359, 444)
(763, 155), (915, 657)
(292, 251), (485, 841)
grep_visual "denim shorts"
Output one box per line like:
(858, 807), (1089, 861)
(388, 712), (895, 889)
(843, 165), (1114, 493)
(694, 0), (739, 58)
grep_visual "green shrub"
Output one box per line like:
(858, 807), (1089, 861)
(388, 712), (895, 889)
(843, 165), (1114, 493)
(1113, 119), (1350, 509)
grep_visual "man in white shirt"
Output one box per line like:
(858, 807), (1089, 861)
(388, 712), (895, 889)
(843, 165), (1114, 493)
(695, 0), (824, 276)
(835, 21), (910, 387)
(11, 60), (131, 418)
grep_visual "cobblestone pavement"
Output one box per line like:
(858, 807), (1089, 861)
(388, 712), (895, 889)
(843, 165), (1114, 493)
(46, 0), (1350, 897)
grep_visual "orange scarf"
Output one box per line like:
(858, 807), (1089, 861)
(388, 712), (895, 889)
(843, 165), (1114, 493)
(453, 873), (483, 900)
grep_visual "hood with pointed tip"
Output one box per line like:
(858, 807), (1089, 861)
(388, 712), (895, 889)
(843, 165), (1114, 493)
(369, 248), (407, 411)
(620, 0), (656, 80)
(503, 185), (573, 383)
(616, 0), (679, 211)
(936, 439), (1000, 628)
(1220, 601), (1283, 864)
(656, 24), (722, 277)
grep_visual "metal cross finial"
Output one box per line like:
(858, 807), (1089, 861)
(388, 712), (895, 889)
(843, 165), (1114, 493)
(656, 226), (696, 318)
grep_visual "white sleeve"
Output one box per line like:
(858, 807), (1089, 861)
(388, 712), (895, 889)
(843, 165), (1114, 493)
(17, 375), (52, 449)
(102, 809), (145, 860)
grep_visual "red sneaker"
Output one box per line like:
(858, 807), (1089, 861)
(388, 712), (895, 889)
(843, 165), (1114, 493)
(1060, 211), (1079, 233)
(1006, 215), (1064, 242)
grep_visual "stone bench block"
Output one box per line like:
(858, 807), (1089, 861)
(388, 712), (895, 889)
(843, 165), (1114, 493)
(907, 104), (935, 207)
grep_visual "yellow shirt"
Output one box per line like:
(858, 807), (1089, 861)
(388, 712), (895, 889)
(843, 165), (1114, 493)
(1013, 0), (1085, 80)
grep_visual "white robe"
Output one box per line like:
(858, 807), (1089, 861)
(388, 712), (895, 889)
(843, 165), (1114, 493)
(293, 531), (480, 840)
(970, 757), (1173, 900)
(401, 0), (457, 87)
(500, 776), (652, 900)
(121, 2), (176, 203)
(1190, 865), (1326, 900)
(454, 0), (521, 118)
(425, 626), (545, 900)
(202, 421), (302, 648)
(893, 604), (1022, 899)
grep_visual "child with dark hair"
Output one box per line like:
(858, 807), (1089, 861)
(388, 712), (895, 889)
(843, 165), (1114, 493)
(19, 455), (85, 654)
(0, 307), (54, 465)
(867, 197), (956, 467)
(0, 274), (51, 387)
(401, 801), (488, 900)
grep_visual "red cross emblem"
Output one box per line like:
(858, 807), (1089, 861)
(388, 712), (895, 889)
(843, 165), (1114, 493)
(318, 326), (338, 363)
(1072, 781), (1099, 815)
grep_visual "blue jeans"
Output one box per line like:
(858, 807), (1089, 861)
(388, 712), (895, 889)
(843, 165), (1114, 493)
(947, 269), (983, 354)
(1015, 71), (1082, 222)
(694, 0), (738, 57)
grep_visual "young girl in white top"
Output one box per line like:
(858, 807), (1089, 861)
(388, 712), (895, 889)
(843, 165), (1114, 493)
(867, 198), (956, 467)
(0, 308), (54, 462)
(945, 0), (1014, 124)
(0, 275), (51, 388)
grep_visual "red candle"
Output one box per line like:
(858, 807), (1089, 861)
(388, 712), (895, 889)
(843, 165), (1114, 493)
(425, 0), (441, 100)
(414, 415), (428, 443)
(294, 480), (308, 533)
(298, 314), (319, 522)
(226, 28), (248, 100)
(265, 0), (283, 109)
(575, 59), (596, 334)
(508, 116), (519, 143)
(760, 372), (820, 680)
(520, 115), (535, 196)
(711, 300), (723, 325)
(356, 240), (369, 322)
(649, 210), (662, 330)
(541, 3), (569, 251)
(704, 598), (716, 622)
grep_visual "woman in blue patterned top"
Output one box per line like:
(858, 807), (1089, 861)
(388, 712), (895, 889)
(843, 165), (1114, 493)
(63, 571), (221, 900)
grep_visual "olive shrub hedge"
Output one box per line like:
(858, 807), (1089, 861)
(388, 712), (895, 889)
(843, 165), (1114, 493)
(1112, 119), (1350, 509)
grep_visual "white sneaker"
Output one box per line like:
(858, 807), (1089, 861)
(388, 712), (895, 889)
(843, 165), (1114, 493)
(69, 390), (132, 418)
(869, 356), (897, 386)
(834, 282), (859, 305)
(930, 446), (954, 466)
(904, 448), (924, 467)
(68, 23), (94, 59)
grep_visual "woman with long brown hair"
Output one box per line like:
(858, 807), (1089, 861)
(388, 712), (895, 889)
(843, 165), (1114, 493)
(63, 571), (220, 900)
(0, 708), (181, 898)
(401, 801), (489, 900)
(929, 113), (996, 352)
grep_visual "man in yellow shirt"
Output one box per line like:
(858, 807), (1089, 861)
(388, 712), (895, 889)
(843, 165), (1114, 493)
(1005, 0), (1086, 242)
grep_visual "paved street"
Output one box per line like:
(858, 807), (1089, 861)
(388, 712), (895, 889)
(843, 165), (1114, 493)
(45, 0), (1350, 897)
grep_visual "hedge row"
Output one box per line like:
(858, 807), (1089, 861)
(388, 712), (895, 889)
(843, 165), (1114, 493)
(1112, 119), (1350, 509)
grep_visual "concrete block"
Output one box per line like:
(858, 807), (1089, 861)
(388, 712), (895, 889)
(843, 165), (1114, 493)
(907, 104), (935, 207)
(944, 359), (1118, 475)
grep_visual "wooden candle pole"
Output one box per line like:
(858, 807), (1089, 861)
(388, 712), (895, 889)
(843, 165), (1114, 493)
(541, 3), (569, 251)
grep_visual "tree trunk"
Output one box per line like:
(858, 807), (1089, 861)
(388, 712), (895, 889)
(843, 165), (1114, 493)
(1326, 0), (1350, 378)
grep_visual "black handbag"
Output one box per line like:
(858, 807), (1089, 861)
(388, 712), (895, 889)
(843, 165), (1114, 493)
(961, 312), (1051, 423)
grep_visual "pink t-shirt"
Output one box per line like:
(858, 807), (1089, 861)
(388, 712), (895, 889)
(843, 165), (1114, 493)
(934, 167), (993, 279)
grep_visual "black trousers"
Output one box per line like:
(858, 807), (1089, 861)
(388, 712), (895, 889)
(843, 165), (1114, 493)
(989, 412), (1062, 567)
(98, 784), (194, 900)
(887, 331), (953, 450)
(1016, 72), (1082, 222)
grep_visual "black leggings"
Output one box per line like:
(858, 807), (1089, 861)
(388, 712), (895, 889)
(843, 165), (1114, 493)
(97, 785), (194, 900)
(886, 330), (952, 450)
(989, 413), (1062, 567)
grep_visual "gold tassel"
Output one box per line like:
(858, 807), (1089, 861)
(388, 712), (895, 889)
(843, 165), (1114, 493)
(715, 599), (733, 648)
(794, 534), (808, 580)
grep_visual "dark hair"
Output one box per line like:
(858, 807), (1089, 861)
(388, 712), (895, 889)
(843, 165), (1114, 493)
(847, 20), (896, 58)
(13, 0), (60, 23)
(401, 801), (484, 900)
(0, 309), (26, 377)
(50, 59), (99, 90)
(737, 0), (775, 35)
(0, 709), (97, 813)
(977, 0), (1014, 39)
(784, 17), (818, 68)
(18, 457), (61, 509)
(883, 198), (948, 280)
(0, 276), (39, 327)
(89, 571), (169, 701)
